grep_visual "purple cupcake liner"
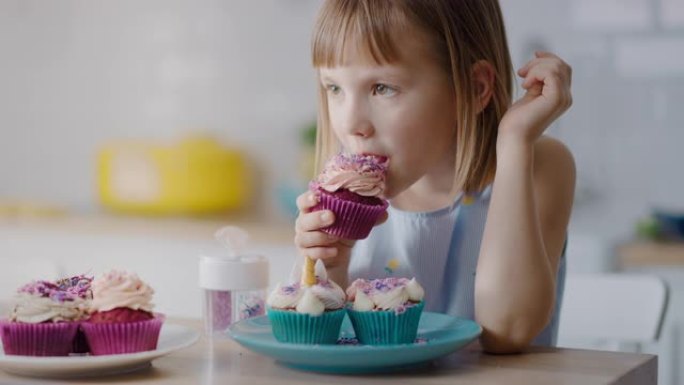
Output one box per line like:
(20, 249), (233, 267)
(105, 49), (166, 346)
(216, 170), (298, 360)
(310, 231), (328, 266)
(71, 328), (90, 354)
(312, 190), (388, 240)
(0, 319), (79, 356)
(81, 314), (165, 356)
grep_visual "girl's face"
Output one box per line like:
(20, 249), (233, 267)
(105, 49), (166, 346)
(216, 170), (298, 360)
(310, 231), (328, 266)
(319, 31), (458, 199)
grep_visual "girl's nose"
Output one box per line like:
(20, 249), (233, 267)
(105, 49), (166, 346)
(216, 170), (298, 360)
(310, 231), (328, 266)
(341, 99), (374, 139)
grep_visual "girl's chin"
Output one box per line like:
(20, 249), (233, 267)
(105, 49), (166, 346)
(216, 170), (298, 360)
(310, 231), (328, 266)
(381, 186), (399, 200)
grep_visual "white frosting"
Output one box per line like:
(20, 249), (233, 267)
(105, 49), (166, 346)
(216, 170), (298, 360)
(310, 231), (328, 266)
(11, 293), (88, 323)
(352, 290), (374, 311)
(267, 260), (346, 315)
(309, 281), (346, 309)
(295, 290), (326, 316)
(406, 278), (425, 302)
(347, 277), (425, 312)
(266, 283), (304, 309)
(373, 287), (410, 311)
(90, 271), (154, 313)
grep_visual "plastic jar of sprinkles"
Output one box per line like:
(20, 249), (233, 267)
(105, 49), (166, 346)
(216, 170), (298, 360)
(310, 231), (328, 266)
(199, 227), (269, 338)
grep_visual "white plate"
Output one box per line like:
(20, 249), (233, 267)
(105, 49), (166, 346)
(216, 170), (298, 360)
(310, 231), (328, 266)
(0, 323), (199, 378)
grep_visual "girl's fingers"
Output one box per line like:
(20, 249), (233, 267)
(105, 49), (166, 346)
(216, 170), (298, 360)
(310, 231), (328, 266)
(521, 60), (570, 90)
(518, 55), (571, 82)
(375, 210), (389, 226)
(517, 58), (543, 77)
(295, 191), (319, 213)
(295, 210), (334, 232)
(300, 247), (338, 260)
(535, 50), (561, 60)
(295, 230), (339, 248)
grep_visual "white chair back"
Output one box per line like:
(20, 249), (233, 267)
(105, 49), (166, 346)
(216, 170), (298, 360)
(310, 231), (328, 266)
(558, 273), (668, 350)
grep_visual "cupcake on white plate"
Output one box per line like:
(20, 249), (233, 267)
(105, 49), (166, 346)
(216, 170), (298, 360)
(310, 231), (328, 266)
(0, 275), (92, 356)
(80, 270), (164, 355)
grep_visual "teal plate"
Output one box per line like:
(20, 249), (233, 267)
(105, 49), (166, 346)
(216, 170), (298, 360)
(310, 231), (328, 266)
(227, 312), (481, 374)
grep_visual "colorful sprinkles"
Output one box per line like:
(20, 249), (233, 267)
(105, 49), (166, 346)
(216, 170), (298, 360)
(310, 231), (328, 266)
(18, 274), (93, 303)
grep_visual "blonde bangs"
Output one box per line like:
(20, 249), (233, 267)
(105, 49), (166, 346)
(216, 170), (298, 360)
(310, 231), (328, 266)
(312, 1), (407, 68)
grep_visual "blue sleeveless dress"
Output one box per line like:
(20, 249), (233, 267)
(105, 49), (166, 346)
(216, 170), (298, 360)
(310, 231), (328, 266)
(349, 186), (566, 346)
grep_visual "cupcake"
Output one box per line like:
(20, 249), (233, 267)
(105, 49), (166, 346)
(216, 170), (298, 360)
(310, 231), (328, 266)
(81, 270), (164, 355)
(346, 277), (425, 345)
(0, 275), (92, 356)
(266, 259), (346, 344)
(310, 153), (389, 239)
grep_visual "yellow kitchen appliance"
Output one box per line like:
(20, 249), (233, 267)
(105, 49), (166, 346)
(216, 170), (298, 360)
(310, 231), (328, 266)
(97, 136), (250, 215)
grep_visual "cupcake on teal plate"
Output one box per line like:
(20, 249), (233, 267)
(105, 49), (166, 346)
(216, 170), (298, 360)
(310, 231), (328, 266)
(266, 259), (346, 344)
(81, 270), (164, 355)
(0, 274), (92, 356)
(309, 153), (389, 240)
(346, 277), (425, 345)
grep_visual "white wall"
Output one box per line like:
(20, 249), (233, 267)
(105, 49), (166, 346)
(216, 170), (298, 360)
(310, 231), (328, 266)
(0, 0), (321, 216)
(501, 0), (684, 243)
(2, 0), (683, 239)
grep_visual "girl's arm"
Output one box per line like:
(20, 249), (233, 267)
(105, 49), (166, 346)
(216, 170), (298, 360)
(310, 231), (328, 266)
(475, 52), (575, 353)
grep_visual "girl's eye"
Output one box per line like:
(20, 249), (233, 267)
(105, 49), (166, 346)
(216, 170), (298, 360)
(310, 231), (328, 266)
(326, 84), (341, 95)
(373, 83), (397, 96)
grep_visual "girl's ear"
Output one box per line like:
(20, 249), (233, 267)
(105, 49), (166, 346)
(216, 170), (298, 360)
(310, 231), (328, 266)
(471, 60), (495, 114)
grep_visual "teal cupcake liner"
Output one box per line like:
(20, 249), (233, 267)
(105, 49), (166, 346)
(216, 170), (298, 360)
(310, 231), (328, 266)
(267, 307), (346, 345)
(347, 301), (424, 345)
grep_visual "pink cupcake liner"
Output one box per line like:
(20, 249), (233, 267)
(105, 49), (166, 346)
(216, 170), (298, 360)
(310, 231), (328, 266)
(71, 328), (90, 354)
(313, 191), (389, 240)
(0, 319), (79, 356)
(81, 314), (165, 355)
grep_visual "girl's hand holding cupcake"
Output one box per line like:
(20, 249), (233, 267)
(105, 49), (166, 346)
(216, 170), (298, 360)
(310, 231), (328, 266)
(295, 153), (389, 270)
(295, 191), (357, 270)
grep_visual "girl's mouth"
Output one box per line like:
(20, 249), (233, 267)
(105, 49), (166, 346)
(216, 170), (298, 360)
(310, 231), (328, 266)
(360, 153), (389, 163)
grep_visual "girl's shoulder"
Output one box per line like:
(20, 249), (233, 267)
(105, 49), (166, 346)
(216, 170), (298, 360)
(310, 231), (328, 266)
(533, 136), (575, 184)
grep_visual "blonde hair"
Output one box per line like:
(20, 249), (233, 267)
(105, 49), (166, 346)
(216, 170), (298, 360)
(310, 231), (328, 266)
(311, 0), (513, 194)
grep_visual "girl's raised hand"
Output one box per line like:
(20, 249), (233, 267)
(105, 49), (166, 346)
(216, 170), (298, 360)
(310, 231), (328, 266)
(499, 51), (572, 144)
(294, 190), (387, 270)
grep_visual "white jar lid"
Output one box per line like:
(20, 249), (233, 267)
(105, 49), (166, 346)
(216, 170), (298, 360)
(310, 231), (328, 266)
(199, 254), (269, 291)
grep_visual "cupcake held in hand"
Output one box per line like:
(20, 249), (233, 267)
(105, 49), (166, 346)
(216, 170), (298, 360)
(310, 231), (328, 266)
(266, 259), (346, 344)
(346, 277), (425, 345)
(81, 270), (164, 355)
(0, 275), (92, 356)
(310, 153), (389, 239)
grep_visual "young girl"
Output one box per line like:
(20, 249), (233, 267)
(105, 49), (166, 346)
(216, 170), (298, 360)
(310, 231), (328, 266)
(294, 0), (575, 354)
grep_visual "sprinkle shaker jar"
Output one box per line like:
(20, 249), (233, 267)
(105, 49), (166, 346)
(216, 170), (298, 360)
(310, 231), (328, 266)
(199, 254), (269, 337)
(199, 227), (269, 337)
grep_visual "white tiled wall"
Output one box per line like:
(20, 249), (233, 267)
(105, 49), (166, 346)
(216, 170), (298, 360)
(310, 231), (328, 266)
(0, 0), (321, 216)
(501, 0), (684, 244)
(1, 0), (683, 238)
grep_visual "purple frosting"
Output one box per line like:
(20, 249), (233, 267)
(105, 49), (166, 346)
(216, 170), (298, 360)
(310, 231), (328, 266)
(311, 153), (389, 192)
(18, 275), (93, 303)
(361, 277), (411, 295)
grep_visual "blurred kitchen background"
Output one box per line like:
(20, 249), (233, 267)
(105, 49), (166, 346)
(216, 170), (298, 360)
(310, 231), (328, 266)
(0, 0), (683, 383)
